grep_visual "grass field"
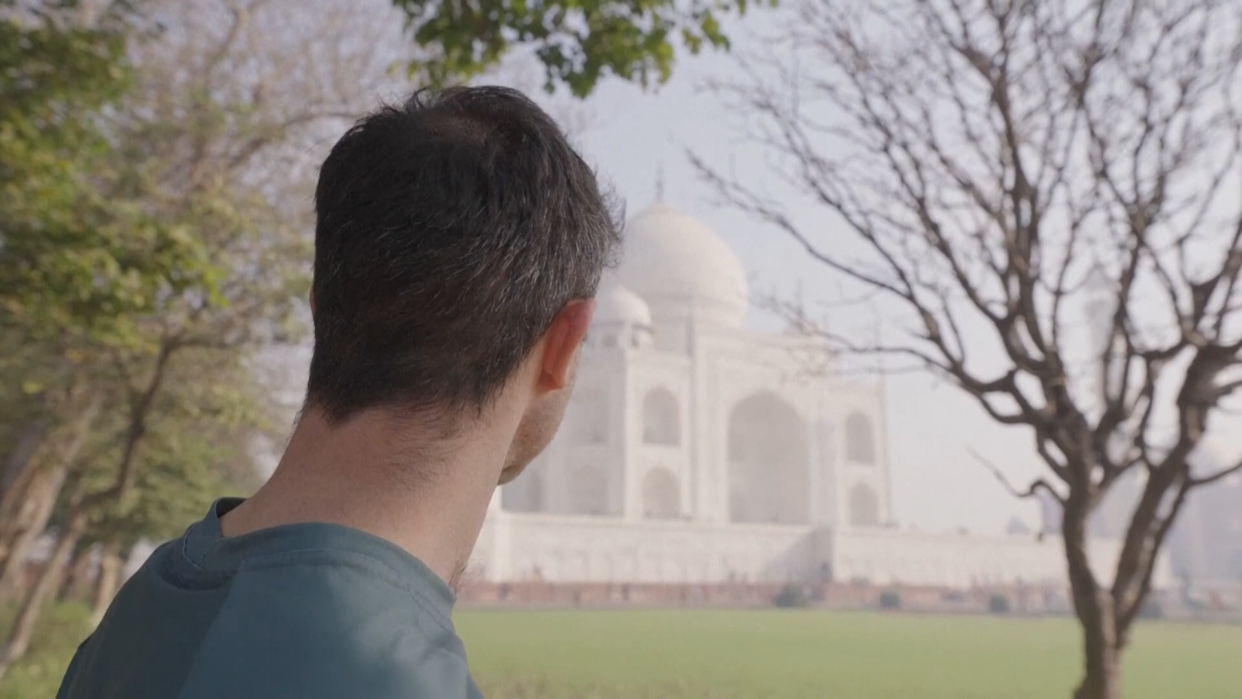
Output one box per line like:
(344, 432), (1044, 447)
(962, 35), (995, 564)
(4, 605), (1239, 698)
(456, 609), (1242, 699)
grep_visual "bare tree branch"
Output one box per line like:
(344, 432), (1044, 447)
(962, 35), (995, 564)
(696, 1), (1242, 695)
(968, 447), (1066, 504)
(1189, 455), (1242, 488)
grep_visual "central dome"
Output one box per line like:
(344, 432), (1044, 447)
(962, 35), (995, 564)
(615, 202), (749, 329)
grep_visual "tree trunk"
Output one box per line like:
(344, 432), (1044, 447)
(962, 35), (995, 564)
(0, 510), (89, 683)
(0, 444), (51, 568)
(1072, 589), (1120, 699)
(62, 543), (97, 603)
(90, 540), (122, 627)
(0, 423), (46, 504)
(0, 463), (71, 600)
(1064, 499), (1122, 699)
(0, 392), (102, 599)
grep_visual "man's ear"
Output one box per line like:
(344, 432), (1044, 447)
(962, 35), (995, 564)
(536, 299), (595, 393)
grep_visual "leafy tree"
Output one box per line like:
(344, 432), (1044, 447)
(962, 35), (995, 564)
(395, 0), (765, 97)
(0, 4), (218, 346)
(0, 2), (216, 604)
(0, 0), (381, 676)
(64, 347), (268, 623)
(0, 0), (299, 676)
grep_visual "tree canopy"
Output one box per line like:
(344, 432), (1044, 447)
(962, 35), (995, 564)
(395, 0), (762, 97)
(0, 6), (219, 349)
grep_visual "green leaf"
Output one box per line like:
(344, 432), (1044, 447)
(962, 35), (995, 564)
(393, 0), (767, 97)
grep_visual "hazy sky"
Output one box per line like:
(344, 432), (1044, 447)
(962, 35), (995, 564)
(500, 11), (1242, 536)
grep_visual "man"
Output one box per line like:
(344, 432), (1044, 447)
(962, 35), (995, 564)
(57, 86), (620, 699)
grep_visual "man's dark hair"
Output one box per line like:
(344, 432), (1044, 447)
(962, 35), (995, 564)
(306, 86), (621, 424)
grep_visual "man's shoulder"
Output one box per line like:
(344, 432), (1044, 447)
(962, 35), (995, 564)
(178, 555), (473, 698)
(223, 548), (455, 638)
(237, 544), (458, 628)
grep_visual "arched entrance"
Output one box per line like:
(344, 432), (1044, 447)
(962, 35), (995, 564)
(849, 483), (880, 527)
(727, 391), (809, 524)
(642, 388), (681, 445)
(569, 388), (609, 444)
(642, 467), (681, 519)
(845, 412), (876, 464)
(567, 465), (610, 516)
(501, 470), (544, 513)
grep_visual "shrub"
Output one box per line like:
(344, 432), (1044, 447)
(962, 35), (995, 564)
(1138, 597), (1164, 620)
(774, 584), (811, 609)
(988, 594), (1011, 615)
(879, 591), (901, 610)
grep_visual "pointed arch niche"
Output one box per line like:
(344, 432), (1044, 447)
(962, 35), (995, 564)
(849, 483), (881, 527)
(642, 388), (681, 446)
(642, 467), (681, 519)
(566, 465), (612, 516)
(727, 391), (809, 524)
(845, 411), (876, 465)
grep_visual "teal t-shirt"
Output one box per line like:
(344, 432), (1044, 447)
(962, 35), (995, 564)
(57, 498), (483, 699)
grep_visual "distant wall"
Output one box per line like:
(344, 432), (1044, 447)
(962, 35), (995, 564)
(832, 528), (1176, 590)
(470, 513), (826, 584)
(455, 580), (1077, 616)
(457, 581), (788, 608)
(471, 513), (1176, 591)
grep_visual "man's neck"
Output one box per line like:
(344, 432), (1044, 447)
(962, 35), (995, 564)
(220, 408), (508, 589)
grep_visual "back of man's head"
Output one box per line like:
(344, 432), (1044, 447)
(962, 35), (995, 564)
(307, 86), (620, 425)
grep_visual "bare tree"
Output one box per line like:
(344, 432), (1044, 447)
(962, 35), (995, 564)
(694, 1), (1242, 698)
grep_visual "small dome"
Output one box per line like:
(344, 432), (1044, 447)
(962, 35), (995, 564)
(616, 202), (749, 328)
(593, 277), (651, 326)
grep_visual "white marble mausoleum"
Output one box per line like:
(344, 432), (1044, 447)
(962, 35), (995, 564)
(467, 199), (1171, 591)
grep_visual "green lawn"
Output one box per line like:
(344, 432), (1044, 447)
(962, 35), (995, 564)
(5, 606), (1239, 698)
(456, 609), (1242, 699)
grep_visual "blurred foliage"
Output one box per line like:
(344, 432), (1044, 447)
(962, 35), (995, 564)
(0, 4), (230, 519)
(0, 602), (91, 699)
(394, 0), (770, 97)
(773, 583), (812, 608)
(59, 348), (268, 551)
(0, 8), (221, 349)
(0, 4), (322, 668)
(0, 0), (307, 564)
(988, 594), (1011, 615)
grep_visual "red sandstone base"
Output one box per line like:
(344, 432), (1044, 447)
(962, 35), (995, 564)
(455, 580), (1074, 615)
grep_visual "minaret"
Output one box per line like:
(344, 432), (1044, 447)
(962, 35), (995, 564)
(1084, 263), (1140, 539)
(655, 164), (665, 204)
(1084, 264), (1116, 406)
(873, 311), (893, 526)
